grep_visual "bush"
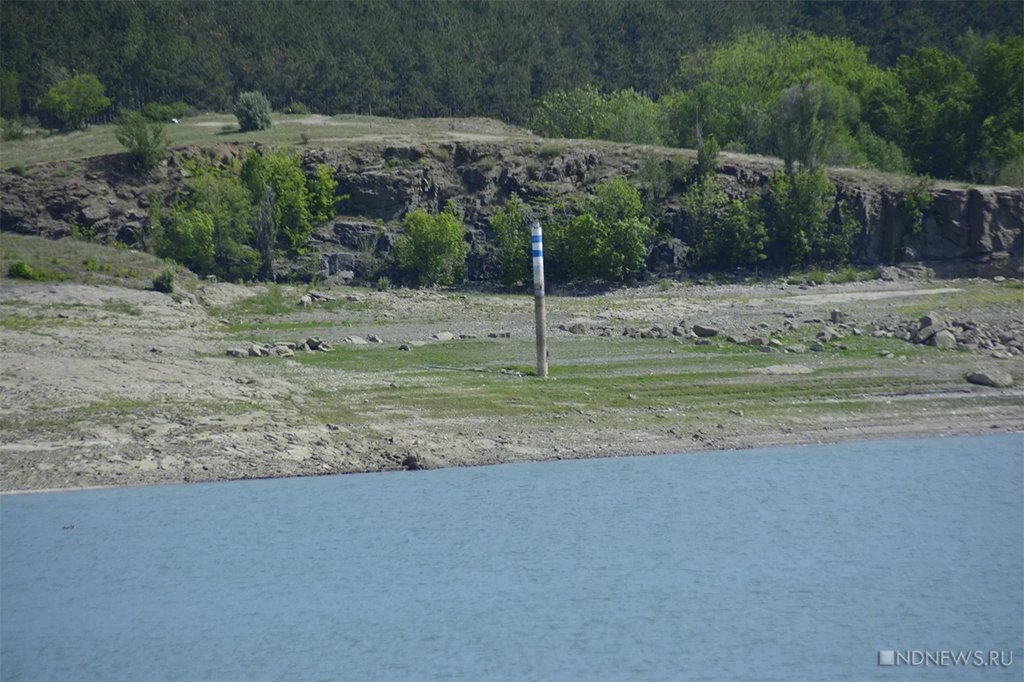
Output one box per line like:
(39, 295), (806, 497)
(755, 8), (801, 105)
(597, 89), (665, 146)
(141, 101), (196, 122)
(116, 111), (169, 171)
(37, 73), (110, 130)
(491, 195), (532, 287)
(394, 204), (470, 287)
(564, 179), (653, 281)
(152, 268), (175, 293)
(282, 101), (311, 115)
(697, 196), (768, 268)
(155, 208), (216, 275)
(1, 117), (25, 140)
(766, 168), (835, 266)
(7, 260), (41, 280)
(234, 91), (272, 132)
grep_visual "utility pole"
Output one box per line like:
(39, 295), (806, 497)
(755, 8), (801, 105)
(532, 220), (548, 378)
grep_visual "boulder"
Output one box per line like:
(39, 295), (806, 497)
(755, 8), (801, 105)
(931, 329), (957, 349)
(692, 324), (720, 338)
(965, 370), (1014, 388)
(432, 332), (455, 341)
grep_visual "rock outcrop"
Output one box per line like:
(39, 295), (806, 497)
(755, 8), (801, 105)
(2, 141), (1021, 283)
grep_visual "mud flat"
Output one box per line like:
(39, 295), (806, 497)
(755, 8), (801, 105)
(1, 240), (1021, 492)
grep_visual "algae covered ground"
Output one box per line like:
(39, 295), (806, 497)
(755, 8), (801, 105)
(1, 233), (1022, 492)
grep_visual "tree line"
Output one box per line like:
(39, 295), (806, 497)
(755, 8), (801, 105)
(2, 0), (1019, 121)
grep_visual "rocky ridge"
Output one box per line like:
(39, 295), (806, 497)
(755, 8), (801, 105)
(1, 141), (1021, 283)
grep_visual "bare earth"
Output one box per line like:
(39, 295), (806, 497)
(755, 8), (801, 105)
(1, 275), (1022, 493)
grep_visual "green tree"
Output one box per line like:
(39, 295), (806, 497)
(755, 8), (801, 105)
(597, 89), (665, 145)
(37, 73), (110, 130)
(0, 70), (19, 118)
(766, 168), (836, 267)
(565, 179), (653, 281)
(774, 81), (859, 172)
(115, 111), (169, 171)
(491, 195), (532, 287)
(155, 208), (216, 275)
(394, 203), (470, 287)
(897, 47), (979, 179)
(530, 86), (605, 138)
(234, 90), (272, 132)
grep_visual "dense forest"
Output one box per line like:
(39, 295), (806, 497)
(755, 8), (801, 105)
(1, 0), (1021, 183)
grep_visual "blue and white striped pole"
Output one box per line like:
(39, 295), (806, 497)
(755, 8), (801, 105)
(532, 220), (548, 378)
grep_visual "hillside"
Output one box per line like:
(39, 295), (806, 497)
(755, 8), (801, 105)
(1, 115), (1021, 285)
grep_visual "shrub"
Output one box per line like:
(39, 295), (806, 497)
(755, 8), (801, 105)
(1, 117), (25, 141)
(531, 86), (605, 138)
(697, 196), (768, 268)
(538, 142), (564, 159)
(282, 101), (311, 115)
(8, 162), (28, 177)
(0, 70), (19, 119)
(152, 268), (175, 293)
(234, 91), (272, 132)
(491, 196), (532, 287)
(901, 175), (934, 235)
(7, 260), (41, 280)
(376, 276), (391, 291)
(116, 111), (169, 171)
(141, 101), (196, 122)
(155, 208), (216, 275)
(696, 135), (721, 178)
(597, 89), (665, 146)
(37, 73), (110, 130)
(766, 168), (835, 266)
(563, 179), (653, 281)
(394, 204), (470, 287)
(308, 164), (340, 223)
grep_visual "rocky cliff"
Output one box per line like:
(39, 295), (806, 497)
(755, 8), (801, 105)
(2, 140), (1021, 282)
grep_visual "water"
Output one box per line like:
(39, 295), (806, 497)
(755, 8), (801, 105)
(2, 434), (1021, 681)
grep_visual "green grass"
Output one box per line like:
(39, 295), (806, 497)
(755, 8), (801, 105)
(0, 233), (175, 288)
(0, 114), (535, 169)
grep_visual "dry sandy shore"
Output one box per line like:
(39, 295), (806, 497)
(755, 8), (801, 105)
(1, 274), (1022, 493)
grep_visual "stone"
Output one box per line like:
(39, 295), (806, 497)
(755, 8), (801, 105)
(226, 349), (246, 358)
(487, 332), (511, 338)
(785, 344), (807, 354)
(305, 337), (323, 350)
(399, 344), (412, 351)
(965, 370), (1014, 388)
(567, 323), (588, 335)
(298, 294), (313, 307)
(694, 339), (711, 346)
(432, 332), (455, 341)
(759, 364), (813, 375)
(931, 329), (957, 349)
(991, 350), (1014, 359)
(810, 342), (825, 352)
(919, 313), (945, 330)
(343, 336), (368, 345)
(317, 342), (333, 352)
(817, 326), (843, 342)
(692, 324), (719, 338)
(366, 334), (384, 344)
(830, 310), (847, 324)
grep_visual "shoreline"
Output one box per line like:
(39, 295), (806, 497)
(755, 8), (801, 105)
(2, 267), (1022, 495)
(4, 422), (1021, 496)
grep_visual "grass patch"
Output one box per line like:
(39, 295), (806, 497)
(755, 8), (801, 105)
(0, 233), (172, 287)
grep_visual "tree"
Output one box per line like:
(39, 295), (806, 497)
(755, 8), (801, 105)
(491, 195), (532, 287)
(234, 90), (272, 132)
(37, 73), (110, 130)
(774, 81), (858, 173)
(564, 179), (653, 281)
(394, 204), (470, 287)
(0, 70), (19, 118)
(766, 168), (836, 267)
(115, 111), (168, 171)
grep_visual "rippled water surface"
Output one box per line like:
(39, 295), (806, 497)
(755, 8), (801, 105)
(2, 434), (1022, 681)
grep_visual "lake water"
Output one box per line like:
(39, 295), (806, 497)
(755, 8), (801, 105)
(2, 434), (1022, 681)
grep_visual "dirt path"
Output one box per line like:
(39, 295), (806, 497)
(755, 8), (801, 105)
(1, 276), (1022, 493)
